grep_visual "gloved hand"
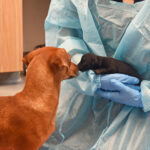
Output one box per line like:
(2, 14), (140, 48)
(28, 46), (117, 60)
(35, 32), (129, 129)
(96, 74), (143, 108)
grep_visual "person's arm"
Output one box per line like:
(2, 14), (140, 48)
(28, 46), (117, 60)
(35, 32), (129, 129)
(113, 0), (150, 111)
(96, 0), (150, 110)
(45, 0), (100, 96)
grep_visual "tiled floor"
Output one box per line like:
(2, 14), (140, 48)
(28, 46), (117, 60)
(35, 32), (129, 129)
(0, 82), (24, 96)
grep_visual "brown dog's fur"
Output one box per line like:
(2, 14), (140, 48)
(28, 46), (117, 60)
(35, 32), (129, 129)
(23, 44), (45, 75)
(0, 47), (78, 150)
(78, 53), (142, 83)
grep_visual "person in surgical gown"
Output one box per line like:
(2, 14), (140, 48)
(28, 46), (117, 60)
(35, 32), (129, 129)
(40, 0), (150, 150)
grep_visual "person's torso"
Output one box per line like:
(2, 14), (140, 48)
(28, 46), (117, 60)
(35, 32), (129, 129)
(89, 0), (144, 56)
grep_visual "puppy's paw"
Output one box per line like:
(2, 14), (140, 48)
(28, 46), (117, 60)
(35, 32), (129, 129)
(94, 69), (103, 74)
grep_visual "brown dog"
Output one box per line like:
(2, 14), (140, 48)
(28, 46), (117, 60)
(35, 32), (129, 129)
(0, 47), (78, 150)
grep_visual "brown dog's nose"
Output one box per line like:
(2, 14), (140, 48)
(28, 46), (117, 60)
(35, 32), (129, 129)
(65, 63), (78, 80)
(70, 63), (79, 77)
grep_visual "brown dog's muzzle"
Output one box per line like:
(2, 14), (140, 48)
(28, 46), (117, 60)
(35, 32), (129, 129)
(65, 62), (78, 79)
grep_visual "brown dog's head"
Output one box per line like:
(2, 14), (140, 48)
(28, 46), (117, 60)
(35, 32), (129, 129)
(23, 47), (78, 80)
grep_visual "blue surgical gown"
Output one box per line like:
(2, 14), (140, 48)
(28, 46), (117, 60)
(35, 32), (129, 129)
(41, 0), (150, 149)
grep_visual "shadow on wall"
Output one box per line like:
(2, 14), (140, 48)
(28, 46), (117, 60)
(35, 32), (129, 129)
(23, 0), (51, 52)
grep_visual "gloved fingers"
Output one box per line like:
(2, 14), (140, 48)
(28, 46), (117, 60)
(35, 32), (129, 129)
(125, 84), (141, 91)
(96, 89), (120, 100)
(110, 79), (139, 94)
(121, 76), (140, 85)
(100, 78), (126, 91)
(96, 89), (142, 107)
(108, 79), (128, 91)
(100, 78), (141, 93)
(97, 79), (142, 107)
(100, 73), (124, 80)
(101, 73), (140, 85)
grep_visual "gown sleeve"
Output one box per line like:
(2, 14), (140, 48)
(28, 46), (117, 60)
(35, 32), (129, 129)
(114, 0), (150, 112)
(45, 0), (101, 96)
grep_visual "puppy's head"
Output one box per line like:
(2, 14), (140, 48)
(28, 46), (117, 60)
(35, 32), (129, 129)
(23, 47), (78, 81)
(78, 53), (99, 71)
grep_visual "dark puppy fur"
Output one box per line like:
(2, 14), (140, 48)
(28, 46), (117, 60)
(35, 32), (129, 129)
(78, 53), (142, 84)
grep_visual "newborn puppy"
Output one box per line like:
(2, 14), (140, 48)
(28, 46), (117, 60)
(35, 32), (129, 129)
(78, 53), (142, 83)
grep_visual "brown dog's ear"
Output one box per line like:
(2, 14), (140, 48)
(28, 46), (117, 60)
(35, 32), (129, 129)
(22, 56), (29, 66)
(22, 49), (43, 66)
(49, 54), (69, 74)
